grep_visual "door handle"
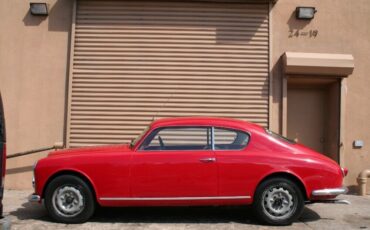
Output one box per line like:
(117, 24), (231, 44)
(199, 157), (216, 163)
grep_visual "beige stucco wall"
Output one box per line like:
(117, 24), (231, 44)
(1, 0), (370, 193)
(271, 0), (370, 193)
(0, 0), (73, 189)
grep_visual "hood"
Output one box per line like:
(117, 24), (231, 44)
(48, 144), (131, 158)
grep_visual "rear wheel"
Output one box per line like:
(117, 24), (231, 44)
(44, 175), (95, 223)
(253, 177), (304, 226)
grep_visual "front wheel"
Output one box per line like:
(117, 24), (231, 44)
(44, 175), (95, 223)
(253, 177), (304, 226)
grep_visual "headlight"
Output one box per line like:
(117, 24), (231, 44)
(32, 161), (38, 170)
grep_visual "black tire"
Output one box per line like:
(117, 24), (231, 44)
(44, 175), (95, 224)
(253, 177), (304, 226)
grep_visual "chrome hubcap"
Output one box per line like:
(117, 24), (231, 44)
(52, 186), (84, 217)
(262, 186), (295, 219)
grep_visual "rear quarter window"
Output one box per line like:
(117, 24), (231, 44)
(214, 128), (250, 150)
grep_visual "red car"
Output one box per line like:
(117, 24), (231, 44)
(30, 117), (348, 225)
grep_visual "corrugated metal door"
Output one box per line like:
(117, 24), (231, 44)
(68, 0), (269, 147)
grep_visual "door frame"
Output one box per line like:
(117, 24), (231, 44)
(282, 75), (347, 167)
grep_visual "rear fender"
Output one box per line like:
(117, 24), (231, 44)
(251, 170), (309, 201)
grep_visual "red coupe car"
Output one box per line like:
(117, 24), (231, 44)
(30, 117), (348, 225)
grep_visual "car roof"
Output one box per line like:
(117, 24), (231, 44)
(150, 117), (262, 131)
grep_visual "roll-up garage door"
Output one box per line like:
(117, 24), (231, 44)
(68, 0), (269, 148)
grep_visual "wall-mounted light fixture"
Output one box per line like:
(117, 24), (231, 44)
(353, 140), (364, 149)
(30, 3), (48, 16)
(296, 7), (317, 20)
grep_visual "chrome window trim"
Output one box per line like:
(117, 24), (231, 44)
(100, 196), (251, 201)
(137, 125), (251, 152)
(211, 127), (215, 150)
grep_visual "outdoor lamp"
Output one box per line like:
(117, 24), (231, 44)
(296, 7), (317, 20)
(30, 3), (48, 16)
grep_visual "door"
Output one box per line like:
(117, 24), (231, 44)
(287, 81), (340, 161)
(131, 126), (217, 197)
(212, 128), (251, 197)
(68, 0), (270, 148)
(287, 88), (327, 153)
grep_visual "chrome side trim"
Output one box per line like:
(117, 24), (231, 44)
(100, 196), (251, 201)
(312, 187), (348, 196)
(29, 194), (41, 202)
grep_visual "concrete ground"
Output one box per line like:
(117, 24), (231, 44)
(2, 190), (370, 230)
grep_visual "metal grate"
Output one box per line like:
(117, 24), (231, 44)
(67, 0), (269, 147)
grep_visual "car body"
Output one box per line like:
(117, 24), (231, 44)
(0, 93), (6, 217)
(31, 117), (348, 225)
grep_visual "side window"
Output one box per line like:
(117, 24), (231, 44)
(140, 127), (211, 151)
(214, 128), (249, 150)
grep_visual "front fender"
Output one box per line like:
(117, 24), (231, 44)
(35, 165), (99, 201)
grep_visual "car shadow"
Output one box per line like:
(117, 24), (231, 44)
(8, 201), (51, 222)
(91, 206), (256, 224)
(9, 201), (320, 225)
(299, 206), (321, 223)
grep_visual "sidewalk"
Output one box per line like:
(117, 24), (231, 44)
(3, 189), (370, 230)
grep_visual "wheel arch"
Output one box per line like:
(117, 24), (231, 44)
(41, 169), (98, 202)
(254, 172), (309, 201)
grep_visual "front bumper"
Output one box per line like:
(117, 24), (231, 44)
(29, 194), (41, 203)
(312, 187), (348, 196)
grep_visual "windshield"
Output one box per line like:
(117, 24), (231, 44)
(131, 126), (150, 147)
(265, 128), (296, 144)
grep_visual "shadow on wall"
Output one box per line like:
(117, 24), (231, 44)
(215, 3), (268, 44)
(271, 56), (284, 104)
(22, 0), (73, 31)
(6, 165), (33, 175)
(287, 10), (312, 31)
